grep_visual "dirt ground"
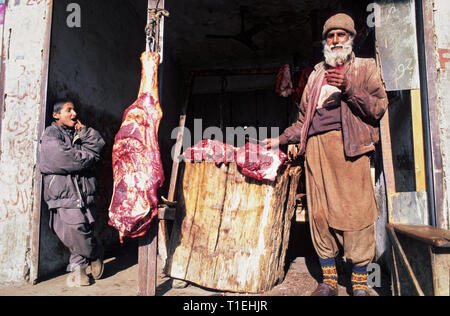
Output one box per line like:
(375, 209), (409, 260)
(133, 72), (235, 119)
(0, 223), (389, 296)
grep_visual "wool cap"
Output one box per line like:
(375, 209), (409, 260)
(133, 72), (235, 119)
(322, 13), (356, 38)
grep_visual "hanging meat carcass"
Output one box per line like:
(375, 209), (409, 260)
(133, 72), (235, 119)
(275, 64), (294, 97)
(108, 52), (164, 242)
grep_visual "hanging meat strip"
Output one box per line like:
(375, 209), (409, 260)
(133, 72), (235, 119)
(108, 52), (164, 242)
(275, 64), (294, 97)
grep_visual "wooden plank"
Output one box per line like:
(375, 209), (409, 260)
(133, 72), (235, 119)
(157, 206), (175, 220)
(138, 220), (158, 296)
(420, 0), (445, 228)
(390, 223), (450, 247)
(379, 109), (396, 223)
(430, 247), (450, 296)
(410, 89), (426, 192)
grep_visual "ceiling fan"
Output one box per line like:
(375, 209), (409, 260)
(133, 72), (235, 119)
(205, 6), (267, 51)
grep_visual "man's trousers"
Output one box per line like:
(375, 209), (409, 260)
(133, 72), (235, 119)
(305, 130), (377, 266)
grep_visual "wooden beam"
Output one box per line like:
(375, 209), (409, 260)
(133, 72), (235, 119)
(137, 0), (165, 296)
(138, 220), (158, 296)
(158, 73), (194, 261)
(157, 206), (175, 220)
(410, 89), (426, 192)
(379, 109), (396, 223)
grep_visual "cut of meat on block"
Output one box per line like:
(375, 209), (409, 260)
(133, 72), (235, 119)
(236, 142), (287, 182)
(182, 139), (287, 182)
(166, 161), (302, 293)
(182, 139), (235, 165)
(108, 52), (164, 242)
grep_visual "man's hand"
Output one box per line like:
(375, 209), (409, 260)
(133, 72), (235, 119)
(75, 120), (85, 131)
(261, 138), (281, 150)
(325, 69), (348, 91)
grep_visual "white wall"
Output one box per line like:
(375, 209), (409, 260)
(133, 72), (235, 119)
(0, 0), (51, 284)
(432, 0), (450, 229)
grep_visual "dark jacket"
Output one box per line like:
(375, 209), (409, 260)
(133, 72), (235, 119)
(39, 122), (105, 210)
(279, 54), (388, 157)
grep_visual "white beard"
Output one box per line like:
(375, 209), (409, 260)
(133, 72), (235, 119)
(322, 38), (354, 67)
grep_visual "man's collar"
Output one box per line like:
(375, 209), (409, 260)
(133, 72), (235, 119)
(52, 121), (75, 137)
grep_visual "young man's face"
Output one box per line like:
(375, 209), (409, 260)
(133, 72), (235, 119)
(53, 102), (77, 129)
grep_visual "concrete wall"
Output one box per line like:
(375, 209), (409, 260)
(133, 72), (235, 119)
(432, 0), (450, 229)
(0, 0), (190, 283)
(0, 0), (51, 284)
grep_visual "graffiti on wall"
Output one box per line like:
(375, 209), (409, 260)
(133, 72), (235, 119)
(0, 1), (5, 25)
(438, 48), (450, 72)
(0, 63), (40, 222)
(0, 0), (50, 224)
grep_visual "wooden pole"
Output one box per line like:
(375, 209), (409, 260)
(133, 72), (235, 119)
(137, 0), (165, 296)
(138, 220), (158, 296)
(380, 109), (396, 223)
(410, 89), (426, 192)
(158, 72), (194, 262)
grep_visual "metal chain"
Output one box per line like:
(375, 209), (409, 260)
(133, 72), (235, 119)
(145, 0), (170, 52)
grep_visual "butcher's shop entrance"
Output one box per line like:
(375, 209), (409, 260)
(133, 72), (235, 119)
(36, 0), (403, 296)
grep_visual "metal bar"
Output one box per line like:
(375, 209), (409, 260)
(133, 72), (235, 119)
(415, 0), (443, 227)
(30, 0), (54, 285)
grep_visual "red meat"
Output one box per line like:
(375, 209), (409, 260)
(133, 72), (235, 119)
(108, 52), (164, 242)
(235, 142), (287, 182)
(182, 140), (286, 182)
(182, 139), (235, 165)
(276, 64), (294, 97)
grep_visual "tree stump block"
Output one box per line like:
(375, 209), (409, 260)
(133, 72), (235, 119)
(166, 161), (302, 293)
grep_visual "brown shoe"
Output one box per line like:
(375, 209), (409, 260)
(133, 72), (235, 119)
(311, 283), (338, 296)
(353, 289), (370, 296)
(67, 267), (91, 287)
(90, 257), (104, 280)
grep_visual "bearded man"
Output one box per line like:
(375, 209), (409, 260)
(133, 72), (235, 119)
(263, 13), (388, 296)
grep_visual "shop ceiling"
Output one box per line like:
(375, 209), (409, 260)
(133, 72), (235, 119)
(129, 0), (350, 71)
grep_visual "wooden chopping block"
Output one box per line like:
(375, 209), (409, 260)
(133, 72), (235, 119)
(165, 161), (302, 293)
